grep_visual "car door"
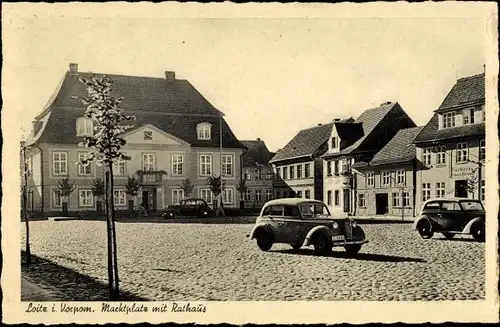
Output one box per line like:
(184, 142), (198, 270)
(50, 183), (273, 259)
(280, 205), (303, 243)
(437, 201), (462, 231)
(422, 201), (441, 227)
(266, 205), (287, 243)
(182, 200), (196, 216)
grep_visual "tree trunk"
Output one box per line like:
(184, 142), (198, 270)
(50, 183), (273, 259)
(23, 184), (31, 267)
(109, 164), (120, 298)
(104, 172), (114, 300)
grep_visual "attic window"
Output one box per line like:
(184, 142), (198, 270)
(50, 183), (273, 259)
(144, 131), (153, 140)
(76, 117), (93, 137)
(197, 123), (212, 140)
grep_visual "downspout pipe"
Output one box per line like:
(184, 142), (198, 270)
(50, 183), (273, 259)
(34, 143), (45, 217)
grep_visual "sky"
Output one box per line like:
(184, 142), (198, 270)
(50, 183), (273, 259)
(3, 5), (487, 152)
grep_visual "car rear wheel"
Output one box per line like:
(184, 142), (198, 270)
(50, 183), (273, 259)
(441, 232), (454, 240)
(344, 244), (362, 256)
(255, 230), (273, 251)
(199, 209), (210, 218)
(163, 210), (176, 219)
(417, 220), (434, 239)
(471, 222), (485, 243)
(312, 233), (332, 255)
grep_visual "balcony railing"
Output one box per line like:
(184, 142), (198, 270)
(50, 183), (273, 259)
(135, 170), (167, 185)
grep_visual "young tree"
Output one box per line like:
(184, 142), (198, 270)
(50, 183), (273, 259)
(235, 177), (248, 210)
(466, 175), (478, 199)
(179, 178), (194, 198)
(79, 74), (135, 300)
(57, 177), (76, 216)
(206, 175), (226, 217)
(124, 176), (141, 211)
(91, 178), (105, 214)
(20, 141), (32, 266)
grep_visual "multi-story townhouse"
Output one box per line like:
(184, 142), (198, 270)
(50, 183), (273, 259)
(321, 102), (416, 216)
(240, 138), (275, 208)
(24, 63), (246, 216)
(270, 123), (335, 201)
(352, 126), (423, 218)
(413, 73), (485, 210)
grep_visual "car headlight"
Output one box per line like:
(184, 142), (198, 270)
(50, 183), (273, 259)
(332, 222), (339, 229)
(351, 220), (357, 228)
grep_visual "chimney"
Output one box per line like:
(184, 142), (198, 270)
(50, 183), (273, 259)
(257, 137), (261, 141)
(333, 118), (341, 122)
(69, 63), (78, 74)
(317, 123), (322, 126)
(165, 71), (176, 82)
(380, 101), (392, 106)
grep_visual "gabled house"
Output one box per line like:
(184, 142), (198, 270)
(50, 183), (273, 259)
(322, 102), (416, 216)
(352, 126), (423, 218)
(240, 138), (275, 208)
(24, 63), (247, 216)
(413, 73), (485, 210)
(270, 122), (335, 201)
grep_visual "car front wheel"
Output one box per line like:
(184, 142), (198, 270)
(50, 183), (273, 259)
(163, 210), (176, 219)
(255, 230), (273, 251)
(312, 233), (332, 255)
(199, 209), (210, 218)
(471, 222), (485, 243)
(344, 244), (362, 256)
(417, 220), (434, 239)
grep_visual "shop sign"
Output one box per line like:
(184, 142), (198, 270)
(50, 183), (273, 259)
(452, 166), (477, 178)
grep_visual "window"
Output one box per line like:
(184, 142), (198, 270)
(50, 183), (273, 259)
(275, 168), (280, 180)
(396, 170), (405, 185)
(456, 143), (468, 163)
(443, 111), (456, 128)
(113, 189), (126, 206)
(296, 191), (303, 198)
(79, 189), (93, 207)
(77, 153), (92, 176)
(392, 192), (401, 207)
(441, 201), (460, 211)
(327, 190), (332, 205)
(333, 160), (339, 175)
(27, 191), (33, 209)
(381, 171), (391, 186)
(221, 154), (233, 176)
(172, 189), (184, 204)
(296, 165), (302, 179)
(436, 182), (446, 198)
(113, 158), (126, 176)
(266, 190), (273, 201)
(290, 190), (296, 198)
(480, 140), (485, 161)
(244, 189), (252, 201)
(255, 190), (262, 201)
(200, 189), (213, 203)
(284, 205), (301, 217)
(256, 169), (263, 180)
(172, 154), (184, 176)
(403, 192), (410, 207)
(358, 194), (366, 208)
(436, 146), (446, 165)
(197, 123), (212, 140)
(422, 183), (431, 202)
(142, 153), (156, 171)
(342, 159), (351, 173)
(366, 172), (374, 187)
(424, 202), (440, 210)
(143, 131), (153, 140)
(334, 190), (340, 206)
(199, 154), (212, 176)
(275, 190), (281, 199)
(223, 189), (234, 205)
(244, 169), (251, 180)
(480, 180), (485, 202)
(423, 148), (432, 166)
(26, 157), (32, 175)
(331, 137), (337, 149)
(304, 163), (311, 178)
(463, 108), (475, 125)
(269, 205), (284, 216)
(290, 166), (295, 179)
(305, 190), (311, 199)
(52, 152), (68, 175)
(76, 117), (93, 136)
(461, 200), (484, 211)
(283, 167), (288, 180)
(326, 160), (332, 176)
(53, 190), (62, 207)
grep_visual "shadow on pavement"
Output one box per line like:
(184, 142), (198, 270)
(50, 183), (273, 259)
(21, 251), (149, 301)
(433, 237), (477, 243)
(273, 248), (426, 263)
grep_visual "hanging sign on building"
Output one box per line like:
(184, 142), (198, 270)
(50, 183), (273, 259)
(452, 166), (477, 178)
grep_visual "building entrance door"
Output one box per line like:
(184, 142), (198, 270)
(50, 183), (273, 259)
(455, 180), (468, 198)
(375, 193), (389, 215)
(141, 188), (157, 213)
(343, 189), (350, 213)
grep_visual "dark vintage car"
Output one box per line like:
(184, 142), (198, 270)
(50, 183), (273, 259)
(248, 199), (368, 256)
(162, 198), (215, 219)
(412, 198), (485, 242)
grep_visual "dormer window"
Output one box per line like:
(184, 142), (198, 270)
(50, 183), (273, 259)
(442, 111), (456, 129)
(144, 131), (153, 140)
(197, 123), (212, 140)
(76, 117), (94, 136)
(331, 137), (337, 149)
(463, 108), (475, 125)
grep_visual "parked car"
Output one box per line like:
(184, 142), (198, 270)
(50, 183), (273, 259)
(162, 198), (215, 219)
(413, 198), (485, 242)
(248, 199), (368, 256)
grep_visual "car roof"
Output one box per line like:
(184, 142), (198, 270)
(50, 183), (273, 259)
(422, 198), (482, 205)
(263, 198), (324, 206)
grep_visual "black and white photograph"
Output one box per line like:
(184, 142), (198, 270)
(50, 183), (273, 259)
(2, 2), (499, 325)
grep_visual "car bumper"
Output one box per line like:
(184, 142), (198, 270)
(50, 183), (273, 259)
(332, 239), (368, 246)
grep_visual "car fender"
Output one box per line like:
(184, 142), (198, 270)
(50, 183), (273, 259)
(304, 226), (333, 246)
(162, 208), (180, 215)
(249, 223), (275, 240)
(462, 217), (485, 234)
(352, 225), (366, 241)
(413, 216), (431, 230)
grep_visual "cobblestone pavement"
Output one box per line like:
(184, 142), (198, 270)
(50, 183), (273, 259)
(21, 220), (485, 301)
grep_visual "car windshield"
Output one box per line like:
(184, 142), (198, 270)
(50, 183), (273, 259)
(460, 201), (484, 211)
(299, 203), (331, 219)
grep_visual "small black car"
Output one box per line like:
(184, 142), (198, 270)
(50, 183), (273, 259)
(162, 198), (215, 219)
(413, 198), (485, 242)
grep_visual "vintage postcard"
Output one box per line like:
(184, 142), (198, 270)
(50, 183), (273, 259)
(2, 2), (499, 325)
